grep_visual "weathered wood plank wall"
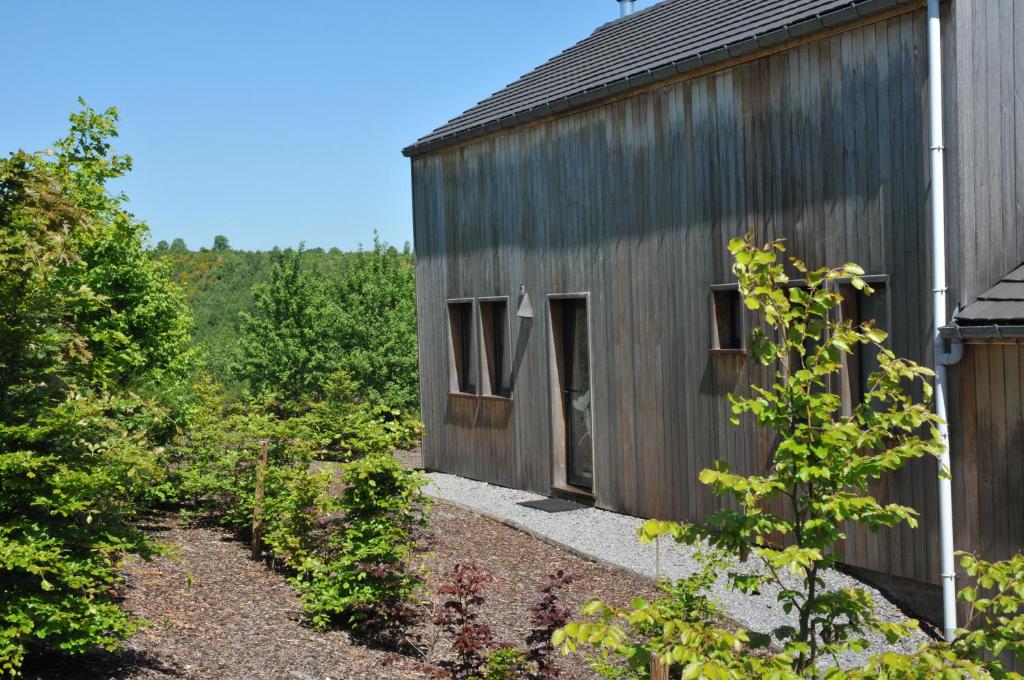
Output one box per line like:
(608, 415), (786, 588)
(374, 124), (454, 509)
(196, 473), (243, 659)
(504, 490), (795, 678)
(413, 7), (944, 587)
(949, 341), (1024, 671)
(411, 0), (1022, 600)
(952, 343), (1024, 569)
(948, 0), (1024, 310)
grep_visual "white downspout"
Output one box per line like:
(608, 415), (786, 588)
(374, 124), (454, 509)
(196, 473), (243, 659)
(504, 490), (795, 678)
(927, 0), (958, 643)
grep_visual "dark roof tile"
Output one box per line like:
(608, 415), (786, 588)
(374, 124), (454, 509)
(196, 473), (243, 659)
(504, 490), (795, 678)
(404, 0), (904, 156)
(957, 264), (1024, 324)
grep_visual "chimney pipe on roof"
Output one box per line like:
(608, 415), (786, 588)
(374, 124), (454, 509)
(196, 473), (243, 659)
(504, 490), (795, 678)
(618, 0), (635, 17)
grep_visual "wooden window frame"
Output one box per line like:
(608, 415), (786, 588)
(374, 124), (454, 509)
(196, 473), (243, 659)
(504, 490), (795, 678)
(710, 283), (747, 355)
(446, 298), (477, 397)
(478, 296), (513, 400)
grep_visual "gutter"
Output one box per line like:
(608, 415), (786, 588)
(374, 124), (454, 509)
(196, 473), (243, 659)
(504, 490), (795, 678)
(939, 324), (1024, 340)
(403, 0), (923, 158)
(926, 0), (959, 644)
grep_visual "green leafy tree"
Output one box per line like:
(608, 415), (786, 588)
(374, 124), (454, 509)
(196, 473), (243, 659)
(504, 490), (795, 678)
(333, 234), (419, 410)
(675, 236), (942, 672)
(212, 234), (230, 251)
(169, 237), (188, 253)
(232, 246), (340, 408)
(0, 102), (188, 675)
(155, 239), (169, 251)
(559, 236), (945, 678)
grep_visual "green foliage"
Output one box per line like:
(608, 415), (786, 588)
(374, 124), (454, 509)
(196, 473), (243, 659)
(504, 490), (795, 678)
(954, 553), (1024, 670)
(333, 236), (419, 411)
(171, 386), (316, 530)
(559, 235), (956, 678)
(288, 453), (431, 632)
(169, 375), (431, 637)
(556, 552), (794, 679)
(156, 235), (417, 411)
(845, 552), (1024, 679)
(478, 647), (528, 680)
(0, 102), (190, 675)
(212, 234), (229, 251)
(232, 246), (340, 407)
(297, 370), (423, 460)
(153, 244), (352, 393)
(688, 236), (938, 671)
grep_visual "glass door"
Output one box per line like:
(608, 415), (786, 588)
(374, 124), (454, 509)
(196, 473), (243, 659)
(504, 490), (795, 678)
(561, 299), (593, 489)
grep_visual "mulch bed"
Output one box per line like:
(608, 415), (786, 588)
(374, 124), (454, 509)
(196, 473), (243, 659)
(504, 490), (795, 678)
(21, 500), (656, 679)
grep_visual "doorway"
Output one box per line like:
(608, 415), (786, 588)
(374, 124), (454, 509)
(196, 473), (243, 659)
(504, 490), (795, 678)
(550, 296), (593, 490)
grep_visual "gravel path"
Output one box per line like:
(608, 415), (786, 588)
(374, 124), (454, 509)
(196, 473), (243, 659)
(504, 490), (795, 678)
(422, 470), (933, 669)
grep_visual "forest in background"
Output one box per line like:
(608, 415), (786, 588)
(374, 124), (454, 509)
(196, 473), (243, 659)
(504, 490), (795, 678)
(148, 239), (415, 401)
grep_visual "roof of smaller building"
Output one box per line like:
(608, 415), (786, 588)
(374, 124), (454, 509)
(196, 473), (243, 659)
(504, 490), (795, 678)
(956, 264), (1024, 325)
(404, 0), (911, 157)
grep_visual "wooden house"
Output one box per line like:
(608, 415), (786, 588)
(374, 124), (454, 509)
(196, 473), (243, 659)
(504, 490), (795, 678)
(403, 0), (1023, 627)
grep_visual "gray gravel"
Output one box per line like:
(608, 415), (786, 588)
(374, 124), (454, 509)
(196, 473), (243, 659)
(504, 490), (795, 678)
(423, 471), (932, 670)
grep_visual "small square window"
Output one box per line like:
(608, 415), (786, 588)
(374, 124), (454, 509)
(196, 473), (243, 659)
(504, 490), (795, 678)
(711, 286), (744, 351)
(447, 301), (475, 394)
(479, 298), (511, 398)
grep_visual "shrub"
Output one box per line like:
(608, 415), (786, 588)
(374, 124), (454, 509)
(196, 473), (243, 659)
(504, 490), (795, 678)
(433, 563), (496, 679)
(479, 647), (529, 680)
(290, 453), (431, 640)
(555, 553), (792, 678)
(1, 102), (190, 676)
(172, 391), (316, 531)
(846, 552), (1024, 678)
(525, 570), (575, 680)
(298, 370), (423, 461)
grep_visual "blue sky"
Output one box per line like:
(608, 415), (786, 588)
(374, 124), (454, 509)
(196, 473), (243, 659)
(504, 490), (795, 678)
(0, 0), (657, 252)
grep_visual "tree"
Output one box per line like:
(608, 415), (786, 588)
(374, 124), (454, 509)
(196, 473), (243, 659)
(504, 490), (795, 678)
(155, 239), (169, 251)
(213, 234), (230, 251)
(692, 237), (942, 672)
(169, 237), (188, 252)
(559, 235), (943, 677)
(232, 246), (340, 408)
(0, 102), (189, 674)
(46, 102), (193, 400)
(332, 234), (419, 410)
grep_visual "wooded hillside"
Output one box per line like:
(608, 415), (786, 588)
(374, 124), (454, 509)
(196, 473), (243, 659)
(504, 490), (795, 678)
(152, 239), (417, 406)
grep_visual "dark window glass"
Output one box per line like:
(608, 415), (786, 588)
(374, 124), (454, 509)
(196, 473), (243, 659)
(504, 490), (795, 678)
(448, 302), (475, 394)
(480, 299), (510, 397)
(558, 299), (592, 489)
(840, 281), (889, 409)
(713, 288), (743, 350)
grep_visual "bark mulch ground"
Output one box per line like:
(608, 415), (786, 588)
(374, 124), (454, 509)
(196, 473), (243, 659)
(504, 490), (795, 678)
(22, 499), (655, 679)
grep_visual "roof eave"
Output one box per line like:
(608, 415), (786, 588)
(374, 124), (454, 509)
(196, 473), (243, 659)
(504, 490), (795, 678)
(939, 324), (1024, 340)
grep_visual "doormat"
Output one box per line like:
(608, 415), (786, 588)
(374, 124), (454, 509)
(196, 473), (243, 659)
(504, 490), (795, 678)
(517, 498), (587, 513)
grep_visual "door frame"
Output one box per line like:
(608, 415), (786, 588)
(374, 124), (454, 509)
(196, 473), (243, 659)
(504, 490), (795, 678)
(546, 292), (596, 497)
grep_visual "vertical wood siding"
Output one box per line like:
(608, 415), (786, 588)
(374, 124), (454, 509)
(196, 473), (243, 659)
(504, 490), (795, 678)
(950, 342), (1024, 670)
(411, 3), (1017, 594)
(948, 0), (1024, 309)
